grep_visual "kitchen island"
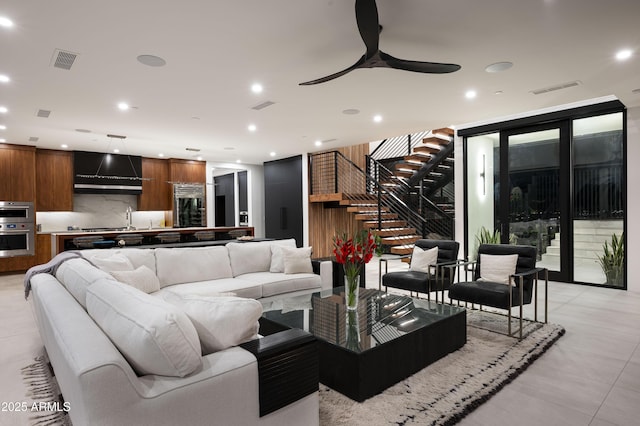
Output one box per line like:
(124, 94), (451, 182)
(51, 226), (255, 255)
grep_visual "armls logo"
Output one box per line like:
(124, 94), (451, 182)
(31, 401), (71, 412)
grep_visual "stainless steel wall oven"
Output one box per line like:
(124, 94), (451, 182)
(0, 201), (35, 257)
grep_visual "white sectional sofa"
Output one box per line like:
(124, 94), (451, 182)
(27, 239), (331, 426)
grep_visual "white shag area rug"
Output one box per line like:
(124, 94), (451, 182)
(319, 310), (565, 426)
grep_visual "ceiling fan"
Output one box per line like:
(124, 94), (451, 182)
(299, 0), (461, 86)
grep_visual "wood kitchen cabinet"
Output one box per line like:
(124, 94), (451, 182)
(0, 144), (36, 202)
(138, 158), (172, 211)
(36, 149), (73, 211)
(169, 159), (206, 183)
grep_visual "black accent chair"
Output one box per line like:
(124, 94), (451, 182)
(448, 244), (546, 339)
(381, 239), (460, 302)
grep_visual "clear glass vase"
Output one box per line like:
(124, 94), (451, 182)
(345, 274), (359, 310)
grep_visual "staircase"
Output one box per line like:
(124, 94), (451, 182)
(309, 127), (456, 258)
(539, 220), (623, 268)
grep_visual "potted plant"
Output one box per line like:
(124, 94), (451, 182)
(597, 233), (624, 286)
(472, 226), (501, 261)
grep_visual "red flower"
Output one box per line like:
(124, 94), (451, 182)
(333, 230), (377, 281)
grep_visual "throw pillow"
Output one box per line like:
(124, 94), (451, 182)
(110, 265), (161, 294)
(161, 291), (262, 355)
(409, 246), (438, 273)
(90, 254), (135, 273)
(478, 253), (519, 285)
(269, 239), (298, 272)
(86, 279), (202, 377)
(282, 246), (313, 274)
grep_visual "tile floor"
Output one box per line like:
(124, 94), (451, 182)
(1, 259), (639, 425)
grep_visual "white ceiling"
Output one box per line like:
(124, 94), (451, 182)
(1, 0), (639, 165)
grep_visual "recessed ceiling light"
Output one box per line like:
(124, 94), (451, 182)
(0, 17), (13, 28)
(0, 106), (7, 113)
(113, 149), (120, 153)
(485, 62), (513, 73)
(616, 49), (633, 61)
(137, 54), (166, 67)
(465, 90), (477, 99)
(0, 138), (5, 143)
(315, 140), (322, 147)
(251, 83), (263, 94)
(248, 124), (257, 132)
(236, 159), (241, 164)
(270, 152), (276, 157)
(0, 125), (6, 130)
(0, 75), (10, 83)
(373, 115), (383, 123)
(494, 90), (504, 95)
(158, 153), (164, 157)
(342, 108), (360, 115)
(197, 156), (203, 161)
(61, 144), (68, 148)
(117, 102), (129, 111)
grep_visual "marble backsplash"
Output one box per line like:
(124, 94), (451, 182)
(36, 194), (166, 232)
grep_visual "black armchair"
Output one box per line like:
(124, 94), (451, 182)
(381, 239), (460, 302)
(448, 244), (547, 339)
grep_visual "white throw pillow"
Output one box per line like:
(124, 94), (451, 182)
(86, 279), (202, 377)
(282, 246), (313, 274)
(227, 242), (272, 276)
(110, 265), (161, 294)
(478, 253), (519, 285)
(269, 239), (298, 272)
(409, 246), (438, 273)
(161, 291), (262, 355)
(90, 254), (135, 273)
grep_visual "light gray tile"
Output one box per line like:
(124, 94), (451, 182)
(593, 386), (640, 425)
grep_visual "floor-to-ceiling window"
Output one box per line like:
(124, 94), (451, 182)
(461, 101), (626, 289)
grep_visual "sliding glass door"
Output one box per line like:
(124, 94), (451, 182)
(463, 107), (626, 288)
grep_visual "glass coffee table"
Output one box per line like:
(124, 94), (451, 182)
(260, 287), (466, 402)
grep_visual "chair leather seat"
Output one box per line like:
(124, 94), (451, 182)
(382, 271), (430, 293)
(448, 280), (524, 309)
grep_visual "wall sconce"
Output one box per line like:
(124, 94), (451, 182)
(479, 154), (486, 196)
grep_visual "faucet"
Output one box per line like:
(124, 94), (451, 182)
(125, 206), (133, 230)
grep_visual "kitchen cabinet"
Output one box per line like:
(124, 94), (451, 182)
(138, 158), (171, 211)
(0, 144), (36, 202)
(36, 149), (73, 211)
(36, 233), (52, 264)
(264, 155), (303, 244)
(169, 159), (206, 183)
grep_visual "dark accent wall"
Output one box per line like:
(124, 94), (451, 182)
(214, 173), (235, 227)
(264, 155), (303, 245)
(238, 171), (248, 212)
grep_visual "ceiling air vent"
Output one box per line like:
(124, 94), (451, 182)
(252, 101), (275, 111)
(185, 147), (201, 152)
(530, 80), (582, 95)
(28, 137), (39, 142)
(51, 49), (78, 70)
(36, 109), (51, 118)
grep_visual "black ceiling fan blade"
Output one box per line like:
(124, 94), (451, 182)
(355, 0), (380, 58)
(380, 51), (461, 74)
(299, 55), (367, 85)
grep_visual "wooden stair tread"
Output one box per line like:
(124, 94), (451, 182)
(413, 145), (441, 155)
(422, 136), (450, 146)
(362, 220), (407, 228)
(371, 228), (417, 237)
(432, 127), (455, 137)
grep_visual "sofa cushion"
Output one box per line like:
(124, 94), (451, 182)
(161, 291), (262, 354)
(409, 246), (438, 273)
(155, 247), (233, 287)
(269, 239), (298, 272)
(55, 258), (117, 308)
(478, 253), (518, 285)
(90, 254), (135, 273)
(110, 265), (161, 294)
(157, 278), (263, 299)
(237, 272), (321, 298)
(282, 246), (313, 274)
(227, 243), (272, 276)
(86, 279), (202, 377)
(83, 249), (158, 275)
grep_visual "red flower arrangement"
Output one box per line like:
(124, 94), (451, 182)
(333, 230), (377, 308)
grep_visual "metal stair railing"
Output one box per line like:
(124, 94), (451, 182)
(368, 157), (454, 239)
